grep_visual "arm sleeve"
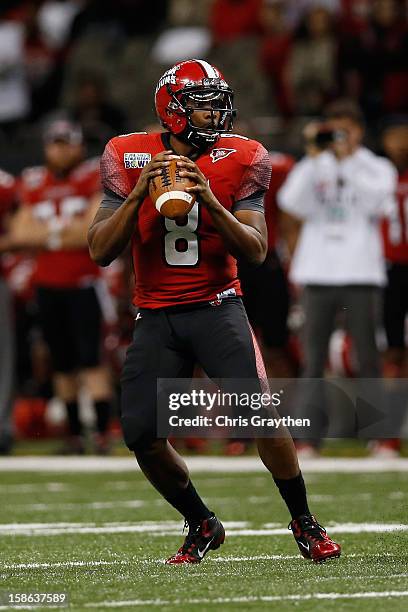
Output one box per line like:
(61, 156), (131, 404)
(232, 190), (265, 214)
(236, 144), (272, 201)
(100, 140), (131, 199)
(100, 188), (126, 210)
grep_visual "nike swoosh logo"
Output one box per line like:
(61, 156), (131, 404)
(198, 537), (215, 558)
(298, 541), (310, 552)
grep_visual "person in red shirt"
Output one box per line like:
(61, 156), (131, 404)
(369, 118), (408, 458)
(10, 119), (113, 454)
(0, 168), (17, 454)
(382, 119), (408, 376)
(209, 0), (263, 44)
(88, 59), (340, 564)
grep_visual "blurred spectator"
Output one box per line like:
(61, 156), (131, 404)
(169, 0), (211, 27)
(210, 0), (263, 44)
(69, 0), (169, 41)
(9, 118), (114, 454)
(339, 0), (408, 119)
(69, 71), (126, 153)
(339, 0), (371, 34)
(288, 6), (337, 115)
(23, 1), (67, 120)
(0, 14), (30, 138)
(37, 1), (82, 51)
(0, 169), (18, 454)
(259, 0), (293, 118)
(284, 0), (341, 28)
(381, 118), (408, 377)
(278, 99), (397, 454)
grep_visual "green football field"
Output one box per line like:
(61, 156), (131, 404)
(1, 459), (407, 611)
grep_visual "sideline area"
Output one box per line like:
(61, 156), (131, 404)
(1, 456), (408, 472)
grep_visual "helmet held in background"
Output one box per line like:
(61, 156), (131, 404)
(154, 59), (236, 150)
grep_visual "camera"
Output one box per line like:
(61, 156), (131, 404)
(314, 128), (347, 149)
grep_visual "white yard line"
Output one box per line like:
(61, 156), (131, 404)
(1, 456), (408, 472)
(1, 552), (402, 571)
(83, 591), (408, 607)
(0, 482), (69, 493)
(4, 500), (146, 511)
(0, 521), (406, 537)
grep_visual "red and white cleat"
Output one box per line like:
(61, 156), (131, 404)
(289, 514), (341, 563)
(165, 515), (225, 564)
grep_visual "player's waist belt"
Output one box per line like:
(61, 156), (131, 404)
(142, 296), (242, 314)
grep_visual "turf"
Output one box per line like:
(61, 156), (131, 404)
(1, 469), (407, 611)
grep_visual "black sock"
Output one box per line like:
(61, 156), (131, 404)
(164, 480), (213, 525)
(66, 401), (82, 436)
(273, 471), (310, 520)
(94, 400), (111, 434)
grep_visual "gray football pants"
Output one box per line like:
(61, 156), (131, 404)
(302, 284), (381, 378)
(298, 285), (382, 443)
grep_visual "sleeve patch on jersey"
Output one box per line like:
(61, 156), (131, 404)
(210, 148), (237, 163)
(124, 152), (151, 169)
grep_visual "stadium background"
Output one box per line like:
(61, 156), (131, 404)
(0, 0), (407, 455)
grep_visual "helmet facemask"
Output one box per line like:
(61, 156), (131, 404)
(166, 79), (236, 149)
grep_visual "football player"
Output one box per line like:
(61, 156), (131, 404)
(372, 119), (408, 457)
(0, 168), (17, 454)
(88, 60), (341, 563)
(10, 119), (113, 454)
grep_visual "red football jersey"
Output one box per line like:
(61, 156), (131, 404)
(0, 168), (17, 277)
(101, 132), (271, 308)
(265, 152), (295, 251)
(19, 158), (101, 288)
(382, 169), (408, 264)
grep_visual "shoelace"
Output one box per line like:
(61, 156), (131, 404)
(289, 516), (327, 542)
(180, 520), (202, 553)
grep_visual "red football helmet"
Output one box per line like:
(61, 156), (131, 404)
(155, 59), (236, 149)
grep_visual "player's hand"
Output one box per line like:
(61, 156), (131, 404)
(176, 157), (215, 208)
(302, 121), (323, 158)
(130, 151), (180, 201)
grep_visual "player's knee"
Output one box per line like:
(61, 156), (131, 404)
(129, 433), (165, 456)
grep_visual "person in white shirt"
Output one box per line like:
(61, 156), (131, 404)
(278, 99), (397, 452)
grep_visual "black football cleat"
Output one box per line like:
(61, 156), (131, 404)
(165, 515), (225, 564)
(289, 514), (341, 563)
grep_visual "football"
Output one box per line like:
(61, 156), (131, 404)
(149, 157), (196, 219)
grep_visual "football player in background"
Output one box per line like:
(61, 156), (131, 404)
(240, 150), (297, 378)
(373, 118), (408, 457)
(9, 119), (113, 454)
(88, 60), (340, 564)
(0, 168), (17, 454)
(382, 119), (408, 378)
